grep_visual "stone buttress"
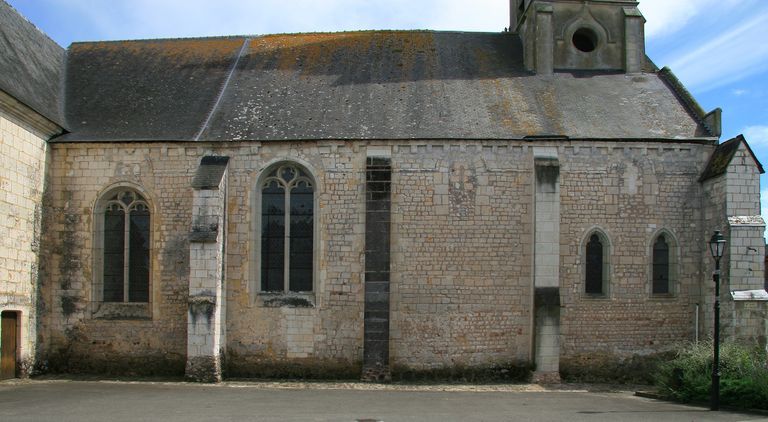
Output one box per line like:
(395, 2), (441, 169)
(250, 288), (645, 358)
(185, 156), (230, 382)
(532, 147), (561, 383)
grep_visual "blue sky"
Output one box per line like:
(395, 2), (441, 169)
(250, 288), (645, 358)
(8, 0), (768, 234)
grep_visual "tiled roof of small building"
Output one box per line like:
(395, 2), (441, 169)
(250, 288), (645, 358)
(56, 31), (707, 142)
(700, 135), (765, 181)
(0, 1), (66, 126)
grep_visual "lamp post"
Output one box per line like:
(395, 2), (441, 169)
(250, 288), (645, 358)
(708, 230), (726, 411)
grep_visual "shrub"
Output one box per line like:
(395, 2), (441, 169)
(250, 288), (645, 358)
(655, 341), (768, 410)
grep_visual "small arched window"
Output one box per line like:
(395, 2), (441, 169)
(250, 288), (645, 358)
(650, 231), (678, 296)
(260, 163), (314, 293)
(584, 230), (610, 296)
(585, 234), (603, 294)
(100, 189), (150, 303)
(652, 235), (670, 294)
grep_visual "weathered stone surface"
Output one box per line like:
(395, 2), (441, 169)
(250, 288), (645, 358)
(32, 137), (765, 380)
(185, 355), (222, 383)
(0, 110), (50, 377)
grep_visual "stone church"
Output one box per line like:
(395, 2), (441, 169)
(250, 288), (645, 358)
(1, 0), (766, 382)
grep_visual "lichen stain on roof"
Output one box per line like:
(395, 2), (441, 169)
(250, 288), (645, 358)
(537, 85), (566, 136)
(57, 30), (707, 142)
(248, 31), (439, 81)
(486, 78), (541, 135)
(71, 38), (243, 61)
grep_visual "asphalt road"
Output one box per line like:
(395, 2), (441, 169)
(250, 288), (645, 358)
(1, 380), (765, 422)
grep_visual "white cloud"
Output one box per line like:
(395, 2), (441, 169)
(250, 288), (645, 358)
(637, 0), (748, 39)
(732, 89), (748, 96)
(638, 0), (709, 39)
(664, 10), (768, 92)
(744, 126), (768, 148)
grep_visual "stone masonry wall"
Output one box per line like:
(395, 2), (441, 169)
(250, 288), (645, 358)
(723, 145), (766, 344)
(700, 170), (727, 342)
(726, 144), (761, 217)
(40, 141), (366, 376)
(0, 111), (50, 376)
(559, 143), (709, 375)
(40, 139), (720, 377)
(701, 143), (765, 345)
(390, 143), (534, 371)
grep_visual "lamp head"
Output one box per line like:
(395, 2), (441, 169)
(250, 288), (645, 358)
(709, 230), (726, 259)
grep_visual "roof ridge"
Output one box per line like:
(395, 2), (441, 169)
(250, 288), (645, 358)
(193, 37), (250, 142)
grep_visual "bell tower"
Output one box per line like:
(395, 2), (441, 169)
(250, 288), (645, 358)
(510, 0), (646, 74)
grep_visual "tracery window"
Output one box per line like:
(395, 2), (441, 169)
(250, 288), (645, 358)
(584, 230), (610, 296)
(260, 163), (314, 293)
(101, 189), (150, 303)
(652, 234), (670, 295)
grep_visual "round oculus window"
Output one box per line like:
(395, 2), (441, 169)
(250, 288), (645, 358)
(572, 28), (598, 53)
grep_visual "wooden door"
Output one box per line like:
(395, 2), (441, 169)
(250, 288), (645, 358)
(1, 311), (18, 379)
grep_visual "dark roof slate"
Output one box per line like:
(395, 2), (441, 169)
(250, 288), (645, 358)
(63, 38), (245, 141)
(700, 135), (765, 181)
(56, 31), (704, 142)
(0, 1), (66, 126)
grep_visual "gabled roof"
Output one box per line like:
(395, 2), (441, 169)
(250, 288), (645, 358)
(0, 1), (65, 127)
(54, 31), (706, 143)
(700, 135), (765, 182)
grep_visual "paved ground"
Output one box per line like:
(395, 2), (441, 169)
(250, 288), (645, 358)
(1, 379), (765, 421)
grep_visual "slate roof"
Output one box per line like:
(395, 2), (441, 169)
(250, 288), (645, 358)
(700, 135), (765, 181)
(0, 1), (65, 126)
(56, 31), (706, 142)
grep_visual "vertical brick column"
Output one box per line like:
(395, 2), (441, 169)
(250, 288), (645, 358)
(185, 156), (229, 382)
(362, 156), (392, 381)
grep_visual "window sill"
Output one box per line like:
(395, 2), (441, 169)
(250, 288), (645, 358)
(92, 302), (151, 320)
(650, 293), (677, 300)
(581, 293), (610, 300)
(256, 292), (315, 308)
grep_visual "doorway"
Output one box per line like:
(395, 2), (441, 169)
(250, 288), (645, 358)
(1, 311), (18, 379)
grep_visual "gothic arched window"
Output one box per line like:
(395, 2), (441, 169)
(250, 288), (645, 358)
(652, 235), (670, 294)
(100, 189), (150, 303)
(650, 231), (678, 296)
(584, 230), (610, 296)
(260, 163), (314, 293)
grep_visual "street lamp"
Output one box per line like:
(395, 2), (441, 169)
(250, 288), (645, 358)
(708, 230), (726, 411)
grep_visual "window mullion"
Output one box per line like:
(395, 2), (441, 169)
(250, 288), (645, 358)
(123, 207), (130, 303)
(284, 185), (291, 293)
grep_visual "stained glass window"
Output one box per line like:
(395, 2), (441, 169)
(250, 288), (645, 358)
(260, 164), (314, 292)
(101, 189), (150, 302)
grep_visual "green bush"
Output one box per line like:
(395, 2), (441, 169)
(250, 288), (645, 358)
(655, 341), (768, 410)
